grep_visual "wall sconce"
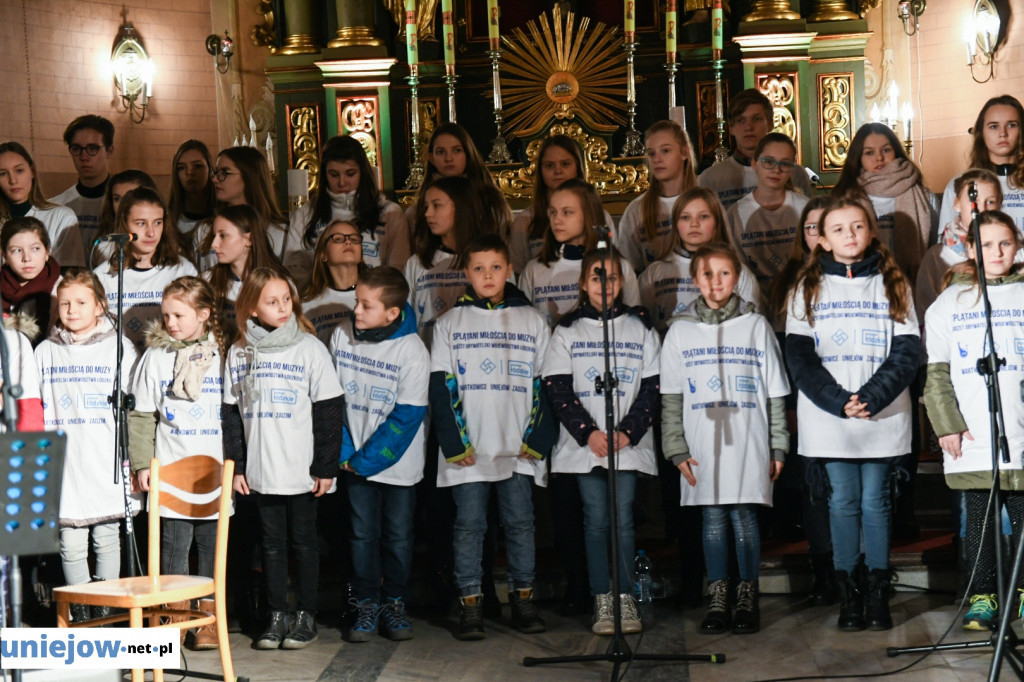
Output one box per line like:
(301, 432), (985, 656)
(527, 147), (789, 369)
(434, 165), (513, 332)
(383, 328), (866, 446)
(897, 0), (926, 36)
(205, 30), (234, 74)
(964, 0), (1002, 83)
(870, 82), (916, 156)
(110, 23), (153, 123)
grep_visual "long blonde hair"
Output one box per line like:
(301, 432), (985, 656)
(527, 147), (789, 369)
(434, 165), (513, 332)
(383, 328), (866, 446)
(163, 276), (227, 355)
(642, 121), (698, 242)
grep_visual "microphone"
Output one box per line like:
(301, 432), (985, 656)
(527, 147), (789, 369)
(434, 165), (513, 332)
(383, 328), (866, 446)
(594, 224), (612, 241)
(93, 233), (138, 245)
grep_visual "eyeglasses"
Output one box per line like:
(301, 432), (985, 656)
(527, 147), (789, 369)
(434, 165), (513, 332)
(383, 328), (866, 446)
(758, 156), (795, 173)
(68, 144), (104, 157)
(328, 234), (362, 245)
(210, 168), (239, 182)
(803, 223), (820, 236)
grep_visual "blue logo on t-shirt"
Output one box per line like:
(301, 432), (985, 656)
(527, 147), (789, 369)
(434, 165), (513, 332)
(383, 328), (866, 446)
(687, 378), (696, 393)
(508, 361), (532, 378)
(706, 376), (722, 391)
(862, 330), (887, 348)
(370, 386), (396, 405)
(615, 367), (636, 384)
(831, 329), (849, 346)
(735, 376), (759, 393)
(271, 389), (298, 405)
(480, 358), (496, 375)
(189, 404), (204, 420)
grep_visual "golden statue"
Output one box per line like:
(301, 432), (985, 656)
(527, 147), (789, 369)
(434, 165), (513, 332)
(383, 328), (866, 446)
(385, 0), (438, 42)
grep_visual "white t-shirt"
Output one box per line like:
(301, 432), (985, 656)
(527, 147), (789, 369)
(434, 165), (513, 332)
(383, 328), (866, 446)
(508, 207), (616, 274)
(430, 304), (551, 487)
(638, 252), (761, 331)
(131, 342), (226, 520)
(518, 256), (640, 328)
(404, 250), (467, 349)
(542, 313), (660, 475)
(926, 281), (1024, 475)
(615, 194), (677, 273)
(27, 204), (86, 269)
(329, 316), (428, 486)
(305, 286), (357, 345)
(49, 184), (104, 253)
(662, 310), (789, 505)
(94, 259), (199, 351)
(786, 274), (919, 459)
(698, 155), (813, 209)
(35, 325), (141, 524)
(223, 332), (343, 495)
(938, 173), (1024, 236)
(726, 190), (808, 285)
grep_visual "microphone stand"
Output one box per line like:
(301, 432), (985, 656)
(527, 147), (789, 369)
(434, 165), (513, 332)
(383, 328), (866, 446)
(887, 185), (1024, 679)
(524, 229), (724, 679)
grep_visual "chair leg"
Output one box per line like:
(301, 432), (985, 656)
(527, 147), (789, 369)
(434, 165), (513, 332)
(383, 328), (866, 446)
(56, 601), (70, 628)
(216, 600), (234, 681)
(153, 669), (164, 682)
(130, 608), (144, 682)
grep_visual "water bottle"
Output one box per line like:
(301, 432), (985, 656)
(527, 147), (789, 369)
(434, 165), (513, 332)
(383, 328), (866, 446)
(634, 549), (653, 605)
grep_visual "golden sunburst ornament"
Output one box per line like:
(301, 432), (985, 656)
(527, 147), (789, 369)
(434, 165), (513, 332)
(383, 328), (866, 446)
(500, 7), (626, 137)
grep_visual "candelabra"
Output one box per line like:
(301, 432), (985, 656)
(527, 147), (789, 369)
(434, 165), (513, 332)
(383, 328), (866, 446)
(620, 40), (644, 157)
(712, 50), (728, 164)
(666, 60), (679, 111)
(443, 67), (459, 123)
(403, 65), (425, 190)
(487, 49), (512, 164)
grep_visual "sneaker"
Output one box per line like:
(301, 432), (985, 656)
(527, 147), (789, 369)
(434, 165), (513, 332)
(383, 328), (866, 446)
(379, 597), (414, 641)
(592, 593), (614, 635)
(457, 594), (486, 641)
(964, 593), (998, 631)
(344, 598), (380, 643)
(509, 587), (546, 634)
(700, 579), (730, 634)
(282, 610), (318, 649)
(255, 611), (290, 650)
(619, 593), (642, 634)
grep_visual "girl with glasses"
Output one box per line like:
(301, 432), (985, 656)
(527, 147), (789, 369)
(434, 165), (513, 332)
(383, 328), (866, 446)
(302, 220), (367, 344)
(832, 123), (937, 280)
(286, 136), (408, 289)
(726, 132), (808, 291)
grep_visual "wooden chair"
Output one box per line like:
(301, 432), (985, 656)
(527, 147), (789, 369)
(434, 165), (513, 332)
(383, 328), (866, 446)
(54, 456), (235, 682)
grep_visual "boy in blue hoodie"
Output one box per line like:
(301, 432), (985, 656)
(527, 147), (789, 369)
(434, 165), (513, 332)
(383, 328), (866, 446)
(330, 266), (429, 643)
(429, 233), (558, 640)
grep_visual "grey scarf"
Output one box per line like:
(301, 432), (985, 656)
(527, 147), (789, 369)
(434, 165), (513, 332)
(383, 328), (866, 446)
(240, 314), (305, 402)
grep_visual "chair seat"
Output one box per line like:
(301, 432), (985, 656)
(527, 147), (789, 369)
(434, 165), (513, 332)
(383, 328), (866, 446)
(54, 575), (214, 608)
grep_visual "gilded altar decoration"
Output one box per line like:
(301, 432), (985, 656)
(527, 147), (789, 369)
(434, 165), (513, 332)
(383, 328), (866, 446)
(251, 1), (277, 53)
(818, 74), (853, 172)
(494, 123), (649, 200)
(287, 105), (322, 194)
(338, 96), (383, 188)
(757, 73), (800, 163)
(498, 6), (626, 137)
(385, 0), (438, 42)
(406, 97), (439, 167)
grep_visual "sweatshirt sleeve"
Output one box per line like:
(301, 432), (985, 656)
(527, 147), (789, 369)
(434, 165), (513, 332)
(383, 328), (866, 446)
(660, 392), (690, 466)
(429, 370), (474, 463)
(922, 361), (968, 437)
(768, 396), (788, 461)
(544, 373), (599, 446)
(521, 377), (559, 459)
(854, 334), (921, 415)
(617, 374), (660, 446)
(221, 403), (246, 468)
(784, 333), (853, 417)
(311, 395), (344, 479)
(128, 409), (158, 472)
(345, 403), (427, 477)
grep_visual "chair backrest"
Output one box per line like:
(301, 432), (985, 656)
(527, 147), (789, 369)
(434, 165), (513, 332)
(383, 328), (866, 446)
(147, 457), (234, 590)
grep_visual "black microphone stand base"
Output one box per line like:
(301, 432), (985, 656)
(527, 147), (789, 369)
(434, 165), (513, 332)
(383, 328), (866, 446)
(524, 637), (726, 677)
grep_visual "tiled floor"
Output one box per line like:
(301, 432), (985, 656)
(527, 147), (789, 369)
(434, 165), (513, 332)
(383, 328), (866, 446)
(180, 590), (1009, 681)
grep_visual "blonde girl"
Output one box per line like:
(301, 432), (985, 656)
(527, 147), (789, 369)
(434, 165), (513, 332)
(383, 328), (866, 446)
(639, 186), (760, 332)
(302, 220), (366, 344)
(36, 269), (140, 622)
(519, 178), (639, 327)
(223, 267), (343, 649)
(785, 198), (919, 632)
(924, 210), (1024, 631)
(129, 276), (226, 649)
(93, 187), (198, 350)
(616, 121), (698, 272)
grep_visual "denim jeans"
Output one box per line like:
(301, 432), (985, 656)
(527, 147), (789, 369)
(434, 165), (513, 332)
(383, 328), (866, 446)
(825, 458), (894, 573)
(60, 521), (121, 585)
(255, 492), (319, 612)
(577, 468), (636, 595)
(346, 475), (416, 601)
(452, 473), (535, 596)
(161, 518), (217, 578)
(702, 504), (760, 582)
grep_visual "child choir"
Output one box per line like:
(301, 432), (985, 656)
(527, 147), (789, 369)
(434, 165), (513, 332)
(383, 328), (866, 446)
(4, 93), (1024, 648)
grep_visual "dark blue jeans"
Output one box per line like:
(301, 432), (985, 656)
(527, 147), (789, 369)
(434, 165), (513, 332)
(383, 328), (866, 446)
(255, 492), (319, 612)
(702, 504), (761, 582)
(346, 475), (416, 602)
(578, 468), (636, 595)
(825, 458), (894, 573)
(161, 517), (217, 578)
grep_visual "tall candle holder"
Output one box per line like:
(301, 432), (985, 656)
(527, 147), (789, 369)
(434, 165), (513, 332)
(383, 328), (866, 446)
(443, 66), (459, 123)
(621, 39), (644, 157)
(487, 48), (512, 164)
(404, 65), (425, 190)
(666, 58), (679, 111)
(712, 50), (728, 164)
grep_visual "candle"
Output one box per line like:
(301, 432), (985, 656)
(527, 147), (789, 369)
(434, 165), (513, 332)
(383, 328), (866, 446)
(233, 136), (239, 147)
(405, 0), (418, 66)
(887, 81), (899, 121)
(666, 0), (677, 57)
(287, 168), (309, 199)
(712, 0), (723, 51)
(249, 115), (257, 147)
(265, 135), (275, 173)
(240, 134), (248, 147)
(487, 0), (500, 50)
(624, 0), (635, 41)
(442, 0), (455, 67)
(901, 103), (913, 142)
(869, 103), (881, 122)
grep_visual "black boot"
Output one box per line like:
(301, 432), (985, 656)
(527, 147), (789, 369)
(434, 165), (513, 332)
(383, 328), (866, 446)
(810, 553), (837, 606)
(732, 580), (760, 634)
(282, 610), (318, 649)
(509, 587), (546, 634)
(835, 570), (865, 631)
(456, 594), (485, 641)
(699, 579), (730, 634)
(255, 611), (290, 649)
(865, 568), (894, 631)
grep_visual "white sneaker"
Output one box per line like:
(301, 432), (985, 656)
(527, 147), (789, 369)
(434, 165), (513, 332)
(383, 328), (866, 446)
(619, 593), (642, 634)
(592, 593), (614, 635)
